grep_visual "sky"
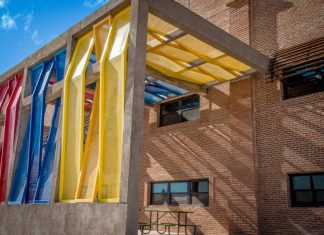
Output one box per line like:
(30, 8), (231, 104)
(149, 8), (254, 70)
(0, 0), (109, 74)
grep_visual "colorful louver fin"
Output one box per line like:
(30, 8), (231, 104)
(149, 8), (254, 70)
(0, 74), (23, 203)
(9, 50), (65, 204)
(60, 32), (94, 202)
(98, 8), (130, 202)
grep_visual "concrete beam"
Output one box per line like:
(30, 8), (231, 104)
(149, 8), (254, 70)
(120, 0), (148, 234)
(146, 0), (270, 73)
(22, 67), (99, 107)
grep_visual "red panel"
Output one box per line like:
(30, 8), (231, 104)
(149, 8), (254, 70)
(0, 73), (23, 203)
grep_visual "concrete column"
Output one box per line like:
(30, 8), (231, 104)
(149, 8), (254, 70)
(120, 0), (148, 234)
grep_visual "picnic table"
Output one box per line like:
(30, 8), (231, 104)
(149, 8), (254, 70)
(139, 209), (200, 235)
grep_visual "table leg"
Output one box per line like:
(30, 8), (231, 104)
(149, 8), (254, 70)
(177, 212), (180, 235)
(185, 213), (188, 235)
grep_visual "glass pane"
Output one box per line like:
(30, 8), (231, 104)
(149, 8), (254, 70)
(160, 112), (181, 126)
(181, 95), (200, 110)
(192, 193), (209, 206)
(316, 191), (324, 202)
(295, 191), (313, 203)
(171, 193), (189, 205)
(170, 182), (188, 193)
(293, 176), (311, 190)
(152, 183), (168, 193)
(192, 181), (208, 193)
(313, 175), (324, 189)
(152, 194), (169, 205)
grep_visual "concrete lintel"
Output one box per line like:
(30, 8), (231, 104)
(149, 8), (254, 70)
(22, 67), (99, 107)
(146, 0), (270, 73)
(120, 0), (148, 234)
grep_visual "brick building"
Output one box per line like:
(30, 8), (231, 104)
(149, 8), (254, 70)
(0, 0), (323, 234)
(138, 1), (324, 234)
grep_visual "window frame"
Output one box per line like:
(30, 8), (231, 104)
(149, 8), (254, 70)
(150, 179), (209, 206)
(282, 58), (324, 100)
(158, 94), (200, 127)
(289, 172), (324, 207)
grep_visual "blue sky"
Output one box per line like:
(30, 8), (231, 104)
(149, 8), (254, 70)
(0, 0), (109, 74)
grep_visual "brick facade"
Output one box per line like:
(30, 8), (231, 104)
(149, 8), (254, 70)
(139, 0), (324, 234)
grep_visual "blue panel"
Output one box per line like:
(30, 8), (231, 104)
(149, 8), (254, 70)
(55, 49), (66, 82)
(8, 120), (31, 204)
(9, 49), (66, 205)
(30, 64), (45, 91)
(25, 60), (55, 203)
(33, 49), (65, 204)
(154, 80), (188, 96)
(145, 85), (174, 98)
(33, 99), (61, 204)
(144, 92), (163, 105)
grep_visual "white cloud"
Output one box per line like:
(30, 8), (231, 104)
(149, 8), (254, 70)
(31, 30), (43, 45)
(0, 0), (7, 8)
(84, 0), (108, 8)
(0, 12), (16, 30)
(24, 11), (33, 32)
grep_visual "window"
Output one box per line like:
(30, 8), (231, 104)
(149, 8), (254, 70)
(283, 58), (324, 99)
(289, 173), (324, 207)
(159, 94), (200, 127)
(151, 180), (209, 206)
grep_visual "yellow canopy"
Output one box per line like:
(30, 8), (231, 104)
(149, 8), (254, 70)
(147, 14), (252, 85)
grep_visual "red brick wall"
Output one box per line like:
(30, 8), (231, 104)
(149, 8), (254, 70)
(139, 78), (257, 235)
(251, 0), (324, 234)
(140, 0), (324, 234)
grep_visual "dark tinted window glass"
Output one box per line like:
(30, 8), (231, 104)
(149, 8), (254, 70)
(290, 173), (324, 207)
(295, 191), (313, 203)
(192, 181), (208, 193)
(293, 176), (311, 189)
(283, 58), (324, 99)
(152, 194), (169, 205)
(171, 194), (189, 205)
(315, 191), (324, 202)
(192, 193), (208, 205)
(313, 175), (324, 189)
(151, 180), (208, 206)
(159, 95), (200, 127)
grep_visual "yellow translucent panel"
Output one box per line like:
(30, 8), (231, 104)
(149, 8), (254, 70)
(215, 55), (251, 72)
(75, 16), (111, 203)
(154, 44), (198, 63)
(147, 34), (161, 48)
(180, 70), (215, 84)
(98, 7), (130, 202)
(75, 85), (100, 202)
(176, 34), (225, 59)
(148, 13), (177, 35)
(199, 63), (236, 80)
(94, 16), (112, 60)
(147, 54), (214, 84)
(60, 32), (94, 202)
(147, 52), (184, 73)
